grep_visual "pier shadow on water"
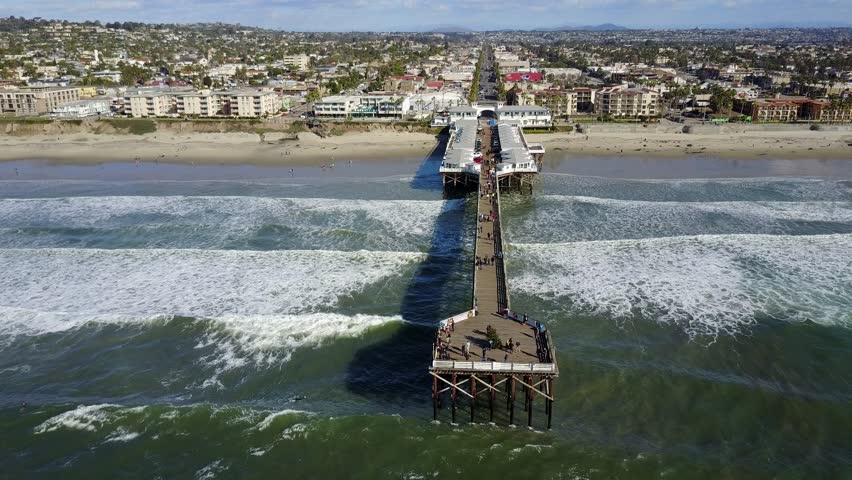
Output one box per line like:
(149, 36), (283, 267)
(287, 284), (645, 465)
(345, 133), (474, 411)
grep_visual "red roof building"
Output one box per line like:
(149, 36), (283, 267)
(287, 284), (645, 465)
(504, 72), (542, 83)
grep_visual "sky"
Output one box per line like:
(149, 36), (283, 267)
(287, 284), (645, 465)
(2, 0), (852, 31)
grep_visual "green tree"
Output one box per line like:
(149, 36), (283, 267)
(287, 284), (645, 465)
(119, 64), (149, 85)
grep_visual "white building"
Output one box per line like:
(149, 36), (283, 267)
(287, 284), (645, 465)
(50, 99), (110, 118)
(407, 91), (465, 119)
(313, 94), (411, 119)
(595, 86), (660, 118)
(126, 91), (174, 117)
(227, 89), (278, 117)
(92, 70), (122, 83)
(439, 118), (480, 180)
(281, 54), (310, 71)
(0, 86), (81, 116)
(176, 91), (221, 116)
(495, 105), (552, 127)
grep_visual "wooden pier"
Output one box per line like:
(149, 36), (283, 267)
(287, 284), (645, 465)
(430, 117), (558, 429)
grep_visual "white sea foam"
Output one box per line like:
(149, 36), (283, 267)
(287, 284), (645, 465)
(195, 460), (228, 480)
(506, 195), (852, 243)
(199, 312), (403, 375)
(511, 234), (852, 338)
(34, 404), (146, 434)
(0, 196), (460, 239)
(104, 427), (141, 443)
(254, 409), (314, 431)
(541, 195), (852, 223)
(0, 248), (422, 337)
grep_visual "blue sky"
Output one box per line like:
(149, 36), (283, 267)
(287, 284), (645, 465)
(3, 0), (851, 31)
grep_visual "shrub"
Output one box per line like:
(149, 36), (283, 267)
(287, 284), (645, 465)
(100, 118), (157, 135)
(485, 325), (503, 350)
(287, 121), (306, 134)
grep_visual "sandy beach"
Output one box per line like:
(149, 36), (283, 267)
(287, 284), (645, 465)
(1, 125), (852, 166)
(527, 128), (852, 160)
(0, 130), (440, 166)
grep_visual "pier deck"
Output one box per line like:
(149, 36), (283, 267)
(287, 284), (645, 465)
(430, 115), (557, 429)
(438, 119), (544, 365)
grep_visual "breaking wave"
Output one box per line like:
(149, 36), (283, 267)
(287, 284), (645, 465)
(0, 248), (422, 337)
(505, 195), (852, 243)
(510, 233), (852, 338)
(0, 196), (462, 250)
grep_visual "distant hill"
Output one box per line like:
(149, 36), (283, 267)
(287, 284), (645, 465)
(427, 25), (474, 33)
(542, 23), (630, 31)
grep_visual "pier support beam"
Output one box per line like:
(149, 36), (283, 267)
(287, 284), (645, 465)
(432, 375), (438, 421)
(509, 376), (515, 425)
(527, 375), (533, 428)
(451, 373), (457, 424)
(489, 374), (495, 423)
(470, 374), (476, 423)
(547, 378), (553, 430)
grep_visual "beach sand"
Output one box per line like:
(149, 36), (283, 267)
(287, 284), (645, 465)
(0, 130), (440, 166)
(527, 129), (852, 160)
(1, 126), (851, 167)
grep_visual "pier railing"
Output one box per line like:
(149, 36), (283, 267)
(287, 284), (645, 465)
(494, 176), (510, 311)
(431, 359), (557, 373)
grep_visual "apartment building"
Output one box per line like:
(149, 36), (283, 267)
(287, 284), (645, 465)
(177, 91), (222, 116)
(528, 90), (578, 118)
(0, 86), (80, 116)
(572, 88), (596, 113)
(226, 89), (278, 117)
(282, 54), (310, 71)
(750, 99), (798, 122)
(383, 75), (425, 93)
(595, 86), (660, 118)
(806, 100), (852, 123)
(126, 91), (175, 117)
(313, 94), (411, 119)
(495, 105), (552, 127)
(50, 99), (111, 118)
(125, 88), (277, 118)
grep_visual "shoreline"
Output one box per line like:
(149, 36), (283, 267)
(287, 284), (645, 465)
(0, 128), (851, 167)
(528, 129), (852, 160)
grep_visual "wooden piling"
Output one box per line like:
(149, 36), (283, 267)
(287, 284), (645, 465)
(451, 373), (457, 424)
(433, 375), (438, 421)
(527, 375), (533, 428)
(489, 374), (495, 423)
(470, 374), (476, 423)
(547, 378), (553, 430)
(509, 376), (515, 425)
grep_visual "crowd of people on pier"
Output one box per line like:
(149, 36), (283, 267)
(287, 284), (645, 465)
(430, 122), (552, 366)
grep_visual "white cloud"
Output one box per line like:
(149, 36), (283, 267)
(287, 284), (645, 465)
(92, 0), (140, 8)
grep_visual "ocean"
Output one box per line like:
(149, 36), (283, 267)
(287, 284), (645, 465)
(1, 155), (851, 479)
